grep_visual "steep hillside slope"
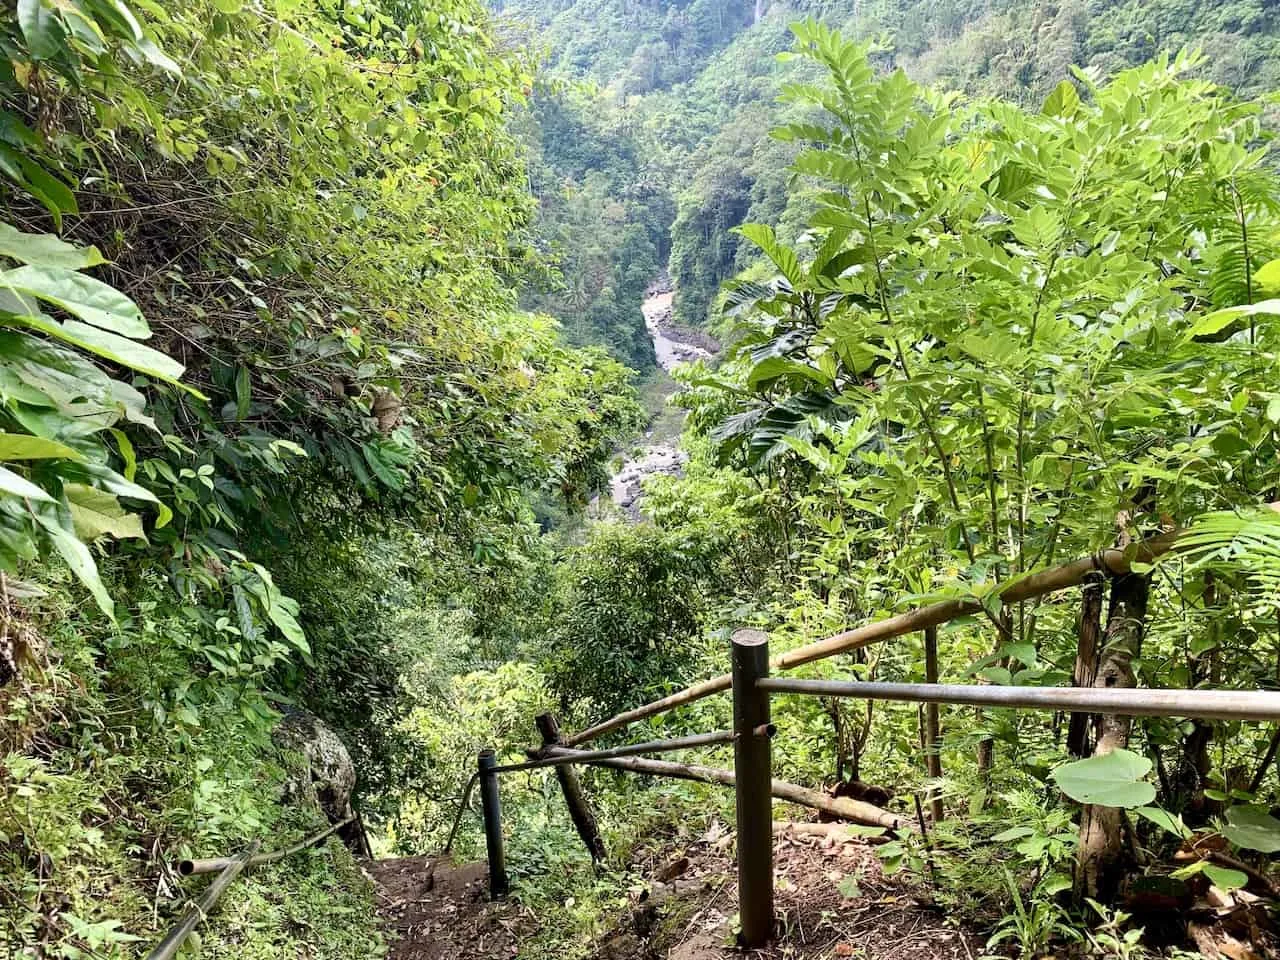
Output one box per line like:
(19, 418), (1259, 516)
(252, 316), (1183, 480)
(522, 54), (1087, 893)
(500, 0), (1280, 337)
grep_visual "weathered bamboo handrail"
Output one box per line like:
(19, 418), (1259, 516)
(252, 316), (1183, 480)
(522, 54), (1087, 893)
(563, 532), (1181, 747)
(545, 747), (912, 832)
(149, 841), (260, 960)
(178, 816), (355, 876)
(757, 679), (1280, 722)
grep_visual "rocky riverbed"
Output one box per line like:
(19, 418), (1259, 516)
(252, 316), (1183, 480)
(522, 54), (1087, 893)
(605, 281), (718, 517)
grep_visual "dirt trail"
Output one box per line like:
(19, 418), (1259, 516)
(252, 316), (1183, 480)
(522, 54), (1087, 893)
(366, 856), (533, 960)
(366, 824), (979, 960)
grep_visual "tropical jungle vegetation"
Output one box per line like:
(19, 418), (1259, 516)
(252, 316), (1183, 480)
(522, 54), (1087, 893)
(7, 0), (1280, 958)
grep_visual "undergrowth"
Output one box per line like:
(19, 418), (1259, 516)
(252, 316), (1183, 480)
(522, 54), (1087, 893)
(1, 565), (385, 958)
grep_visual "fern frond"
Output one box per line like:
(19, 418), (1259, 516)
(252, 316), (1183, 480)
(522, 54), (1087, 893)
(1177, 507), (1280, 602)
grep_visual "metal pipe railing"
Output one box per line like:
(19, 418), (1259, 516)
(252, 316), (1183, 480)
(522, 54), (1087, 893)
(478, 750), (508, 900)
(147, 841), (260, 960)
(445, 728), (766, 858)
(493, 729), (740, 774)
(178, 816), (355, 876)
(562, 529), (1182, 747)
(756, 678), (1280, 722)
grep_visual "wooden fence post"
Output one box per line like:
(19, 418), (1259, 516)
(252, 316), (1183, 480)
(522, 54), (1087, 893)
(478, 749), (508, 900)
(732, 628), (773, 948)
(536, 712), (606, 862)
(923, 625), (944, 823)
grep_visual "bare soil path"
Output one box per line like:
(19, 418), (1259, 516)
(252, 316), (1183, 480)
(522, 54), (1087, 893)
(366, 823), (980, 960)
(365, 856), (534, 960)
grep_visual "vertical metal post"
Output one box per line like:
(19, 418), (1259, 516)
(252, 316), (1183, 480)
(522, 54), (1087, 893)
(731, 628), (773, 948)
(478, 749), (508, 900)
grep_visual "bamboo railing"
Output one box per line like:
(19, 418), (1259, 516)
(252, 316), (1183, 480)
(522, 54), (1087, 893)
(561, 533), (1180, 747)
(467, 525), (1280, 948)
(148, 817), (360, 959)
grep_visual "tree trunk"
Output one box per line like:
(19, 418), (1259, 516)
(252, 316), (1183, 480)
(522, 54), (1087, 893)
(1075, 570), (1150, 903)
(1067, 572), (1105, 757)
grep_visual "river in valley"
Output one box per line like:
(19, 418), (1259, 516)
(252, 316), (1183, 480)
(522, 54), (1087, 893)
(606, 282), (718, 517)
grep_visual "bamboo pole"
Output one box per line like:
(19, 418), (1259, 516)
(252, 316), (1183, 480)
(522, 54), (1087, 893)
(563, 532), (1181, 747)
(536, 713), (605, 862)
(772, 821), (889, 843)
(545, 748), (912, 832)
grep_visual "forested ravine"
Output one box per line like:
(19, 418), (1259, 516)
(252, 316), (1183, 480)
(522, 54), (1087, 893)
(10, 1), (1280, 960)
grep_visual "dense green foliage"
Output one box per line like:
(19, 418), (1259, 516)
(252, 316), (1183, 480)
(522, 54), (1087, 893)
(517, 89), (669, 368)
(0, 0), (642, 954)
(10, 0), (1280, 958)
(500, 0), (1280, 341)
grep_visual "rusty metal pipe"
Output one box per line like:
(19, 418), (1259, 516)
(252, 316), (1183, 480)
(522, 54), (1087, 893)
(494, 729), (737, 775)
(148, 841), (260, 960)
(177, 817), (354, 876)
(757, 679), (1280, 722)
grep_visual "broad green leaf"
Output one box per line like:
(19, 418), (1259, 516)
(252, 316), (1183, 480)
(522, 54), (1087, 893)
(33, 509), (114, 619)
(1256, 259), (1280, 297)
(65, 483), (146, 540)
(1171, 859), (1248, 892)
(0, 464), (54, 501)
(68, 461), (159, 504)
(130, 36), (180, 75)
(0, 110), (40, 151)
(1134, 806), (1191, 839)
(362, 442), (404, 490)
(264, 591), (308, 652)
(2, 264), (150, 338)
(0, 433), (81, 460)
(11, 311), (191, 387)
(1042, 80), (1080, 118)
(108, 428), (136, 481)
(1187, 299), (1280, 340)
(18, 0), (64, 60)
(16, 156), (77, 228)
(735, 223), (803, 287)
(0, 224), (105, 270)
(1203, 864), (1248, 891)
(1222, 805), (1280, 853)
(234, 365), (251, 420)
(1049, 749), (1156, 807)
(747, 357), (830, 390)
